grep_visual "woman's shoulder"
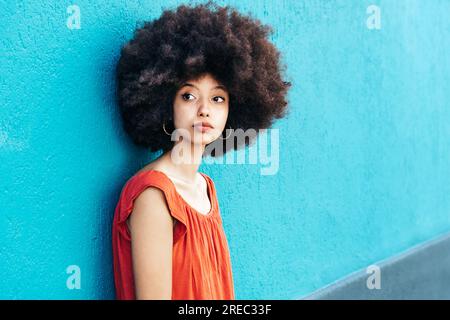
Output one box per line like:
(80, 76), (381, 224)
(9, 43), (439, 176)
(113, 168), (186, 237)
(117, 168), (182, 213)
(200, 172), (216, 193)
(124, 168), (173, 197)
(115, 162), (171, 202)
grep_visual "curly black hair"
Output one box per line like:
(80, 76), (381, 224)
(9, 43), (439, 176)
(116, 0), (291, 157)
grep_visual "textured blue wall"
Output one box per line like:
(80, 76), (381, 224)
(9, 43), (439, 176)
(1, 0), (449, 299)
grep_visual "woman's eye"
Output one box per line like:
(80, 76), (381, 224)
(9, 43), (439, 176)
(181, 93), (195, 101)
(181, 93), (225, 103)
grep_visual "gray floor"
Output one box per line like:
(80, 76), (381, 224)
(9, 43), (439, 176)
(300, 231), (450, 300)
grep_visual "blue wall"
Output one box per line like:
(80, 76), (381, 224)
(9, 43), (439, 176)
(1, 0), (449, 299)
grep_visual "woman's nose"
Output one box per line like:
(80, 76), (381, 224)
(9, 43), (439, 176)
(197, 97), (210, 117)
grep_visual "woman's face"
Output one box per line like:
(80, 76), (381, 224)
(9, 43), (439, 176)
(172, 73), (229, 147)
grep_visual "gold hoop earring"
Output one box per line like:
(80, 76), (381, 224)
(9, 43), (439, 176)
(162, 121), (172, 136)
(219, 126), (233, 140)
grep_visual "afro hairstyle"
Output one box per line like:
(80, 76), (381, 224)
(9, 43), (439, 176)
(116, 0), (291, 157)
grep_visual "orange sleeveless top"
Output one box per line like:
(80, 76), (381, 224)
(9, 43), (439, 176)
(112, 169), (235, 300)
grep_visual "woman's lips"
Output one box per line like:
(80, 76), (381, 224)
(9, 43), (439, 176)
(194, 125), (213, 133)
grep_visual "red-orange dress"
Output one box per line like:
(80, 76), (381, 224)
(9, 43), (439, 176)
(112, 169), (235, 300)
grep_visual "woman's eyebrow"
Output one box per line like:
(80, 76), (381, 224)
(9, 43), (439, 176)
(181, 83), (227, 91)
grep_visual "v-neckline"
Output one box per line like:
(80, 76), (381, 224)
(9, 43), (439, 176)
(140, 169), (215, 218)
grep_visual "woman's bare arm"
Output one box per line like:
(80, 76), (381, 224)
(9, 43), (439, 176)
(127, 187), (174, 299)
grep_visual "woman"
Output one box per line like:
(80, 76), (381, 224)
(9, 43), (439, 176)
(112, 1), (291, 300)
